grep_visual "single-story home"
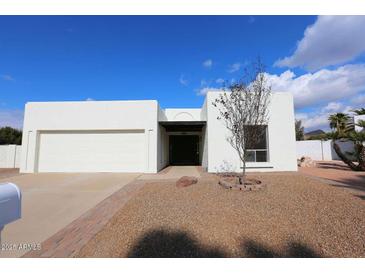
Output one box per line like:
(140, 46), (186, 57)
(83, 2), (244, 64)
(20, 91), (297, 173)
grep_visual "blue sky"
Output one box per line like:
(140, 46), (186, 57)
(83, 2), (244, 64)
(1, 16), (365, 131)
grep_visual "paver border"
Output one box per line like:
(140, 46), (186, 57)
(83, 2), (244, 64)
(23, 178), (146, 258)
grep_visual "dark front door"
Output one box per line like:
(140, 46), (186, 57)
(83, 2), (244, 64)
(169, 135), (199, 165)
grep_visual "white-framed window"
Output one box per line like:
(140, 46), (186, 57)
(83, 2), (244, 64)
(245, 125), (269, 162)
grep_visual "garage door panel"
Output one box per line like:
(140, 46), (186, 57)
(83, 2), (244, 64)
(37, 130), (145, 172)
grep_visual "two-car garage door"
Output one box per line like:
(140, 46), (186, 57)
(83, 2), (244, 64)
(37, 130), (146, 172)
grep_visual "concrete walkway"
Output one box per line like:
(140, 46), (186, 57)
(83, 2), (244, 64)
(139, 166), (201, 180)
(299, 161), (365, 200)
(0, 172), (140, 257)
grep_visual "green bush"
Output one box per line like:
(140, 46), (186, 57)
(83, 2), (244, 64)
(0, 127), (22, 145)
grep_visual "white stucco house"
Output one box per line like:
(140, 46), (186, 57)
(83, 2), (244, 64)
(19, 91), (297, 173)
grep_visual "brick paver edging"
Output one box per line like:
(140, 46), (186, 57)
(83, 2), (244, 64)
(23, 179), (146, 258)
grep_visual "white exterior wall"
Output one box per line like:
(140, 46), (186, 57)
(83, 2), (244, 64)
(157, 125), (169, 171)
(200, 98), (208, 170)
(20, 100), (159, 173)
(157, 106), (169, 171)
(205, 91), (297, 172)
(0, 145), (21, 168)
(161, 108), (203, 122)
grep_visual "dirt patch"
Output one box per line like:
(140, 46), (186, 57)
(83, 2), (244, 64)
(77, 173), (365, 258)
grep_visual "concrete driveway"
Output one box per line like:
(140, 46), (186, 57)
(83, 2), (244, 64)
(0, 172), (140, 257)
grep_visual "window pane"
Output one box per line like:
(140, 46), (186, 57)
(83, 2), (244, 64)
(244, 125), (267, 149)
(245, 151), (255, 162)
(256, 150), (267, 162)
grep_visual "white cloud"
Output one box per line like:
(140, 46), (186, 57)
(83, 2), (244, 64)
(85, 98), (94, 101)
(202, 59), (213, 69)
(216, 78), (225, 84)
(275, 16), (365, 71)
(0, 109), (24, 129)
(200, 79), (209, 86)
(265, 64), (365, 109)
(196, 87), (222, 96)
(197, 78), (222, 96)
(322, 102), (343, 112)
(296, 112), (330, 131)
(179, 74), (188, 86)
(296, 101), (354, 131)
(1, 74), (15, 81)
(227, 62), (241, 73)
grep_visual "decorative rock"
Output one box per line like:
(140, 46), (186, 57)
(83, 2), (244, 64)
(176, 176), (198, 188)
(218, 177), (264, 191)
(298, 156), (317, 167)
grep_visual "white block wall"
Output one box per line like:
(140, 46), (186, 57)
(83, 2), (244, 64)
(296, 140), (356, 161)
(0, 145), (22, 168)
(296, 140), (324, 160)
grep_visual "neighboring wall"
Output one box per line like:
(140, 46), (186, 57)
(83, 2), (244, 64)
(297, 140), (356, 161)
(0, 145), (22, 168)
(206, 91), (297, 172)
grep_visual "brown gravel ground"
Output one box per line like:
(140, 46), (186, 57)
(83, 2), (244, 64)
(77, 173), (365, 258)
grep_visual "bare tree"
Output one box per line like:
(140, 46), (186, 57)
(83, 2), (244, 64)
(212, 59), (271, 184)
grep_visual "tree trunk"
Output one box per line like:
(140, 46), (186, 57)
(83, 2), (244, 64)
(333, 141), (363, 171)
(355, 143), (365, 170)
(239, 158), (246, 185)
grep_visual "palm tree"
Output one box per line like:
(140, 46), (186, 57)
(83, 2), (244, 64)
(329, 110), (365, 171)
(356, 119), (365, 131)
(328, 112), (351, 137)
(353, 108), (365, 115)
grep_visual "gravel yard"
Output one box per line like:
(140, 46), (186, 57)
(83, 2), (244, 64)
(77, 173), (365, 258)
